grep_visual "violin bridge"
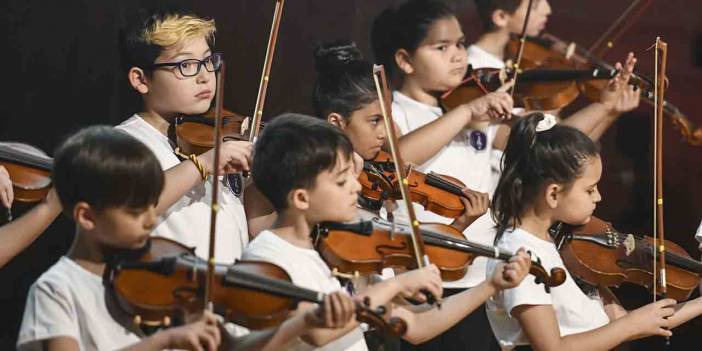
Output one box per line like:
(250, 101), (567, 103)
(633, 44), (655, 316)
(624, 234), (635, 256)
(331, 267), (360, 280)
(240, 116), (250, 136)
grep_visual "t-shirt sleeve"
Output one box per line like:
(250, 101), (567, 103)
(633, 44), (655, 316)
(501, 273), (554, 317)
(497, 238), (553, 316)
(391, 102), (410, 135)
(17, 281), (80, 351)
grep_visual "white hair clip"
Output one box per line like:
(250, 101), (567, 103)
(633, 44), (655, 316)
(535, 113), (557, 132)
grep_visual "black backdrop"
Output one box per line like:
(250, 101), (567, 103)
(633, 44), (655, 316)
(1, 0), (701, 349)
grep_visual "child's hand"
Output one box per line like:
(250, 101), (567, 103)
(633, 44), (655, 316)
(393, 264), (442, 303)
(488, 248), (531, 290)
(163, 310), (222, 351)
(0, 165), (13, 208)
(600, 52), (640, 115)
(463, 90), (514, 123)
(451, 189), (489, 231)
(198, 141), (253, 175)
(305, 291), (357, 329)
(625, 298), (676, 339)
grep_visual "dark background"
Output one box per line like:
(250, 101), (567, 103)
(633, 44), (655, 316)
(1, 0), (701, 349)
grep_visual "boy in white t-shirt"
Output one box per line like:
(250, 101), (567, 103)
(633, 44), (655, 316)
(243, 113), (532, 351)
(17, 126), (365, 351)
(116, 9), (251, 264)
(469, 0), (641, 143)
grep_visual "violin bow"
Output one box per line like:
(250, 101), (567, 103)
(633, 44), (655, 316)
(372, 65), (438, 306)
(509, 0), (534, 98)
(651, 36), (669, 344)
(205, 60), (226, 310)
(248, 0), (285, 143)
(588, 0), (653, 58)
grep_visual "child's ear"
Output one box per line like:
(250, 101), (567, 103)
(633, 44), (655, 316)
(491, 9), (511, 29)
(327, 113), (347, 130)
(74, 202), (97, 231)
(544, 183), (562, 209)
(395, 49), (414, 75)
(128, 67), (150, 94)
(290, 189), (310, 211)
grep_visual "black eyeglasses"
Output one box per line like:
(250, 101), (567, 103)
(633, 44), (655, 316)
(150, 53), (223, 77)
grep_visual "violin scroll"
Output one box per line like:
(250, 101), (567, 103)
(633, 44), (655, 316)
(354, 296), (407, 336)
(525, 253), (567, 293)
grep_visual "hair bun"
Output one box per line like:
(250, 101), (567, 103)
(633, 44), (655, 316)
(313, 40), (363, 73)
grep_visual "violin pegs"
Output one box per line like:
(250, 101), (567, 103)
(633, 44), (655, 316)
(163, 316), (171, 327)
(133, 315), (142, 326)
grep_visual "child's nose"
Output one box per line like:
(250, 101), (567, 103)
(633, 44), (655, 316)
(143, 206), (157, 230)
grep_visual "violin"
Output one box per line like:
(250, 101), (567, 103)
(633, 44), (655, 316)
(316, 210), (566, 292)
(441, 65), (617, 112)
(174, 108), (256, 156)
(359, 150), (472, 218)
(554, 216), (700, 301)
(0, 143), (52, 203)
(506, 33), (702, 146)
(106, 236), (407, 335)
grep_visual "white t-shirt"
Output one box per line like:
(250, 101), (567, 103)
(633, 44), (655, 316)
(467, 44), (506, 70)
(695, 220), (702, 247)
(391, 91), (500, 288)
(242, 230), (368, 351)
(17, 257), (142, 350)
(486, 227), (610, 349)
(116, 114), (249, 264)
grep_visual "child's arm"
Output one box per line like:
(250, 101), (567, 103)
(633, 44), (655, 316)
(156, 141), (252, 216)
(514, 297), (675, 351)
(224, 291), (356, 351)
(666, 295), (702, 329)
(297, 265), (443, 346)
(118, 312), (222, 351)
(0, 188), (61, 268)
(0, 165), (12, 209)
(398, 91), (513, 165)
(243, 183), (276, 239)
(394, 249), (531, 344)
(561, 53), (639, 141)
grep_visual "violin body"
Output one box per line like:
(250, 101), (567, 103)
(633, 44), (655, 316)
(175, 108), (251, 155)
(360, 151), (468, 218)
(442, 66), (585, 112)
(556, 216), (700, 301)
(317, 210), (567, 290)
(0, 143), (52, 203)
(107, 237), (301, 329)
(108, 237), (408, 335)
(317, 219), (472, 281)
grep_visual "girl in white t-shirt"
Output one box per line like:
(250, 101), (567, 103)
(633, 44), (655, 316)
(488, 113), (702, 350)
(370, 1), (515, 349)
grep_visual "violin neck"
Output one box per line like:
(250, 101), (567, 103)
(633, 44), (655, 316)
(0, 145), (52, 171)
(223, 265), (324, 304)
(425, 172), (464, 197)
(515, 68), (617, 82)
(662, 250), (702, 276)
